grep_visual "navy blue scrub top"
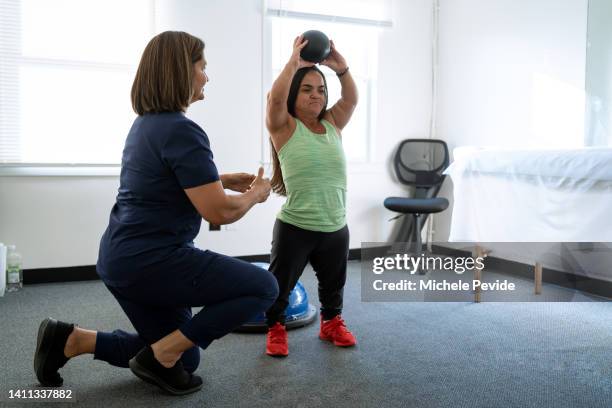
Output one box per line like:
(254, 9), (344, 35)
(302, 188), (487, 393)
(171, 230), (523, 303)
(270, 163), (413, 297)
(97, 112), (220, 287)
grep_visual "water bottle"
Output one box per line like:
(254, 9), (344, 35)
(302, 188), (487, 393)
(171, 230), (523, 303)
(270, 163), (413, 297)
(0, 243), (6, 297)
(6, 245), (22, 292)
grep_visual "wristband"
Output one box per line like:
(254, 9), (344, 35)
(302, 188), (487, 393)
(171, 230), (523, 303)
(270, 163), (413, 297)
(336, 67), (349, 77)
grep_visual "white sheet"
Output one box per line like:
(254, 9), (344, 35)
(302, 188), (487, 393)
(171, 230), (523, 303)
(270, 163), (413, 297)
(445, 147), (612, 242)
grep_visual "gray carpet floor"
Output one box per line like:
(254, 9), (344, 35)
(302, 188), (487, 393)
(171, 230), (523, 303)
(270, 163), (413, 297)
(1, 261), (612, 407)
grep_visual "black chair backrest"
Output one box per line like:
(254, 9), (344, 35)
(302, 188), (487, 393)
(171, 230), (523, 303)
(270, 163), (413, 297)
(393, 139), (449, 188)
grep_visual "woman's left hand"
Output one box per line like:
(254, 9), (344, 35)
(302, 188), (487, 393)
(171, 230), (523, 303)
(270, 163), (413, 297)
(320, 40), (348, 74)
(221, 172), (257, 193)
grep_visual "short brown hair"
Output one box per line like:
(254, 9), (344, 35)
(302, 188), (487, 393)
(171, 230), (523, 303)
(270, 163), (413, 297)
(131, 31), (205, 115)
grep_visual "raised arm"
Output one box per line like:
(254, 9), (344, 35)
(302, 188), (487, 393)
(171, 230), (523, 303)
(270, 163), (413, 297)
(321, 41), (358, 131)
(185, 167), (271, 225)
(266, 35), (314, 150)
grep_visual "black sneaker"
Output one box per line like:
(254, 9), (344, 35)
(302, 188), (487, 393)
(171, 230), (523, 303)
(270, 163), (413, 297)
(128, 346), (203, 396)
(34, 317), (75, 387)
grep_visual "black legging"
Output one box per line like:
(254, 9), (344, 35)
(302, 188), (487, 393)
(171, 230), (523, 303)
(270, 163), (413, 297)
(266, 219), (349, 326)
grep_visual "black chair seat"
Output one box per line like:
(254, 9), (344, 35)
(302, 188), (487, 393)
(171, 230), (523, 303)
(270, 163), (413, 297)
(384, 197), (449, 214)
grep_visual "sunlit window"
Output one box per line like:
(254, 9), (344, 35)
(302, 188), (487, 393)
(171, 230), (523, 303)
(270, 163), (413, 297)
(265, 0), (391, 162)
(0, 0), (155, 164)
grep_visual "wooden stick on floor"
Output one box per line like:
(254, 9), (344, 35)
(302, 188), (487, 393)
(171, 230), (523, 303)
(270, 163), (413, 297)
(474, 246), (484, 303)
(535, 262), (542, 295)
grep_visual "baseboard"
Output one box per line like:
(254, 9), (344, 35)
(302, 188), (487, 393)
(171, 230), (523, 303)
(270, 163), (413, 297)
(432, 244), (612, 299)
(24, 265), (100, 284)
(23, 248), (368, 285)
(348, 248), (363, 260)
(24, 246), (612, 299)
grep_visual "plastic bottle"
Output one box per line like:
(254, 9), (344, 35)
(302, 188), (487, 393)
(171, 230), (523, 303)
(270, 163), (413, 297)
(6, 245), (22, 292)
(0, 243), (6, 297)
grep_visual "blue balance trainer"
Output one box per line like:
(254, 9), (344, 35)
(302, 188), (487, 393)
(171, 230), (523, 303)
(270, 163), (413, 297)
(235, 262), (317, 332)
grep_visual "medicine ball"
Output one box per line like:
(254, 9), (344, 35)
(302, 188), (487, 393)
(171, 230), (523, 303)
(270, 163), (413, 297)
(300, 30), (331, 63)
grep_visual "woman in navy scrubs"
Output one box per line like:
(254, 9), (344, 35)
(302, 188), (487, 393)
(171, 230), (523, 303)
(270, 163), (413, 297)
(33, 31), (279, 396)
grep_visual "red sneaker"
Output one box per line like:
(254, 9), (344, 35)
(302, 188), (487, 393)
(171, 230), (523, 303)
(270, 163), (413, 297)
(266, 322), (288, 357)
(319, 315), (357, 347)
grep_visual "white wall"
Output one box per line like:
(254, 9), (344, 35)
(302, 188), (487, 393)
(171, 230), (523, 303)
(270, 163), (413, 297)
(0, 0), (433, 270)
(433, 0), (588, 241)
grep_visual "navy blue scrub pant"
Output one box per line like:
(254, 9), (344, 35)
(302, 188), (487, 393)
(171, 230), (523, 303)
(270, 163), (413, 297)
(93, 250), (279, 373)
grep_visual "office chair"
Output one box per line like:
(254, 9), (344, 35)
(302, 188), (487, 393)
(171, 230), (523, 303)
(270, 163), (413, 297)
(384, 139), (450, 255)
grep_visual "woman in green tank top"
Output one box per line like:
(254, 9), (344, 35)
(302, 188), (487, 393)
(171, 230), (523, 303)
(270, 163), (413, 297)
(264, 34), (359, 357)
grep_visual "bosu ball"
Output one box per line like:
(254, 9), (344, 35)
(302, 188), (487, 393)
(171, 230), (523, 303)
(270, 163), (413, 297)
(235, 262), (317, 332)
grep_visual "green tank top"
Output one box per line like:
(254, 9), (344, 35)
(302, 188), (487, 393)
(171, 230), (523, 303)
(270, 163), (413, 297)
(277, 118), (347, 232)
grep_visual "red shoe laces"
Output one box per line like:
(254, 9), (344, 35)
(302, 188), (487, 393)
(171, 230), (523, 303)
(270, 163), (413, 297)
(268, 325), (287, 343)
(326, 317), (351, 335)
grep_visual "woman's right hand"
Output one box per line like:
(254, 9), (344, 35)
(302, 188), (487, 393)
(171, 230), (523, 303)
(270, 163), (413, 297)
(290, 35), (316, 70)
(250, 167), (271, 203)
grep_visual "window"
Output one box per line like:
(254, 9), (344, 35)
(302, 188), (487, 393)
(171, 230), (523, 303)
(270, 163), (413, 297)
(263, 0), (391, 163)
(585, 0), (612, 146)
(0, 0), (155, 166)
